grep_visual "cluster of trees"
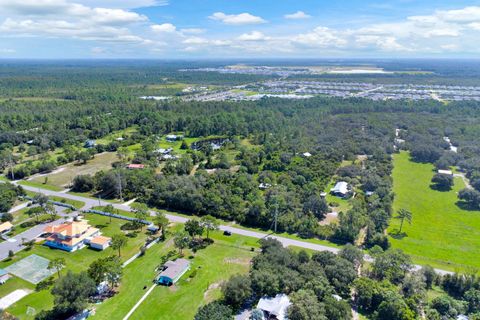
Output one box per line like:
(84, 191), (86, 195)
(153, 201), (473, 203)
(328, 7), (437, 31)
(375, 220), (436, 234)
(35, 255), (123, 320)
(0, 182), (24, 213)
(195, 239), (357, 320)
(196, 239), (480, 320)
(173, 216), (219, 254)
(334, 153), (394, 248)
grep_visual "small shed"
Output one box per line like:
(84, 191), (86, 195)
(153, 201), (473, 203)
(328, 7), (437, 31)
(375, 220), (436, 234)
(157, 259), (190, 286)
(89, 236), (111, 251)
(0, 269), (11, 284)
(438, 169), (453, 176)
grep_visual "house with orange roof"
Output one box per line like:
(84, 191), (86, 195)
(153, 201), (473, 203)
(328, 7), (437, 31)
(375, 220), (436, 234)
(43, 219), (100, 252)
(89, 235), (111, 251)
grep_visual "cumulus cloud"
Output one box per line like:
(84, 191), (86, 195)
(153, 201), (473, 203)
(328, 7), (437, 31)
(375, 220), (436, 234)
(237, 31), (270, 41)
(151, 23), (176, 33)
(180, 28), (205, 34)
(182, 37), (209, 45)
(0, 0), (150, 43)
(209, 12), (266, 25)
(294, 26), (347, 48)
(284, 11), (311, 19)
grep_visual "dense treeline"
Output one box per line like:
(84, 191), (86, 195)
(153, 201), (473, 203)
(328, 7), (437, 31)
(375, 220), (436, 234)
(196, 239), (480, 320)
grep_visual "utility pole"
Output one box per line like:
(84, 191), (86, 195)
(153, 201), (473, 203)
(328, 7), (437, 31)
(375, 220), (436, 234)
(117, 172), (123, 202)
(8, 153), (14, 181)
(98, 194), (102, 207)
(273, 197), (278, 233)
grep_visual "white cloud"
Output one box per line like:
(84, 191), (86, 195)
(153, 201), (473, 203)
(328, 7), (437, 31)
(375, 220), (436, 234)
(294, 26), (347, 48)
(468, 22), (480, 30)
(284, 11), (311, 19)
(0, 0), (150, 43)
(77, 0), (168, 9)
(91, 46), (105, 54)
(0, 48), (15, 54)
(237, 31), (270, 41)
(151, 23), (176, 33)
(182, 37), (209, 45)
(180, 28), (205, 34)
(436, 6), (480, 23)
(209, 12), (266, 25)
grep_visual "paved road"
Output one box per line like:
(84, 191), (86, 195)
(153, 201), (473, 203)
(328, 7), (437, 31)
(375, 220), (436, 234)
(0, 218), (67, 261)
(12, 182), (453, 275)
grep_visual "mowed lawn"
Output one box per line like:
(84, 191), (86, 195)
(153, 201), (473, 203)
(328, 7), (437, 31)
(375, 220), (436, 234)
(389, 151), (480, 271)
(4, 213), (150, 320)
(31, 152), (118, 189)
(91, 230), (258, 320)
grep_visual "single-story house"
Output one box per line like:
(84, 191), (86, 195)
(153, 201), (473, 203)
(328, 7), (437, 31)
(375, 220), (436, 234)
(0, 269), (11, 284)
(438, 169), (453, 176)
(0, 222), (13, 235)
(256, 294), (291, 320)
(330, 181), (350, 198)
(157, 259), (190, 286)
(127, 164), (145, 170)
(89, 236), (111, 251)
(44, 220), (100, 252)
(302, 152), (312, 157)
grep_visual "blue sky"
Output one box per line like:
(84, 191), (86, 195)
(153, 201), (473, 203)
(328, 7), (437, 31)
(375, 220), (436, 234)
(0, 0), (479, 58)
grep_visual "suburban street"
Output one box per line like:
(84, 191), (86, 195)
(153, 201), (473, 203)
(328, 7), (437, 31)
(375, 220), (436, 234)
(10, 182), (453, 275)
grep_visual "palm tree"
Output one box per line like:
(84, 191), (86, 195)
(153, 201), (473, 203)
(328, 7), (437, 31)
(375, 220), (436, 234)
(48, 258), (65, 278)
(395, 209), (412, 233)
(111, 234), (128, 257)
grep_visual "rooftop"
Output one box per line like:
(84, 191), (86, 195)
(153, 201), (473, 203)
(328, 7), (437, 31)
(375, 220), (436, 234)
(159, 259), (190, 280)
(90, 235), (111, 246)
(0, 222), (13, 233)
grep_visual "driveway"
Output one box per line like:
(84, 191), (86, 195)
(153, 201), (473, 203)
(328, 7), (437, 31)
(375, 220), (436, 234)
(0, 218), (67, 261)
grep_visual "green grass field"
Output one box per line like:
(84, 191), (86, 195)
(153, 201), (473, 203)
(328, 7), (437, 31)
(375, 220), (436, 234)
(389, 151), (480, 272)
(31, 152), (118, 188)
(91, 229), (258, 320)
(18, 180), (63, 192)
(4, 214), (150, 319)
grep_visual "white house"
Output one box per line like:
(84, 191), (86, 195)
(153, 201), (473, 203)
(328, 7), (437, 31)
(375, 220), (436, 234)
(89, 236), (111, 251)
(330, 181), (350, 197)
(257, 294), (291, 320)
